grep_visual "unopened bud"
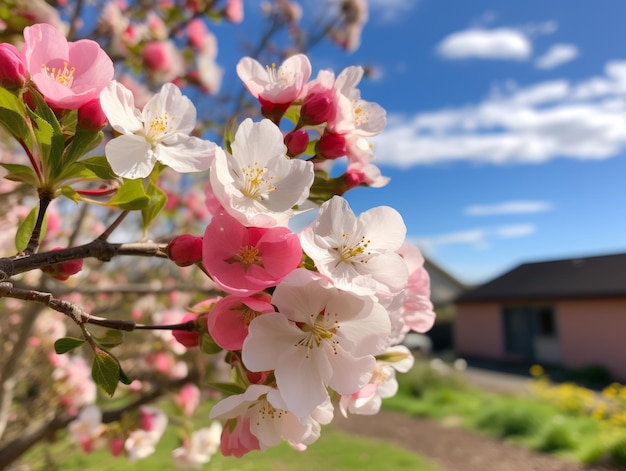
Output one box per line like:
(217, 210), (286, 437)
(172, 313), (201, 348)
(77, 98), (108, 131)
(41, 247), (83, 281)
(300, 93), (333, 126)
(0, 43), (28, 89)
(316, 131), (347, 159)
(284, 129), (309, 157)
(167, 234), (203, 267)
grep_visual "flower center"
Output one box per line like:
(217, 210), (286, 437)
(337, 232), (372, 265)
(240, 162), (277, 200)
(41, 61), (75, 87)
(234, 245), (262, 268)
(146, 113), (171, 142)
(352, 101), (370, 127)
(295, 311), (339, 358)
(265, 63), (293, 85)
(238, 305), (263, 326)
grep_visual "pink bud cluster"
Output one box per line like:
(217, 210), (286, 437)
(236, 53), (390, 196)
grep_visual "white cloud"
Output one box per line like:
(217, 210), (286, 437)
(414, 224), (536, 252)
(372, 60), (626, 166)
(368, 0), (415, 22)
(436, 28), (531, 61)
(464, 201), (553, 216)
(535, 43), (579, 69)
(494, 224), (536, 238)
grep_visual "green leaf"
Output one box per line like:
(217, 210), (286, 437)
(59, 185), (81, 202)
(206, 382), (247, 396)
(107, 178), (150, 210)
(0, 87), (27, 115)
(15, 205), (48, 252)
(0, 163), (40, 187)
(79, 155), (117, 181)
(54, 337), (86, 354)
(62, 129), (104, 168)
(0, 106), (32, 148)
(26, 87), (65, 179)
(93, 329), (124, 349)
(15, 207), (37, 252)
(118, 365), (132, 385)
(141, 182), (168, 230)
(200, 333), (223, 355)
(91, 347), (122, 397)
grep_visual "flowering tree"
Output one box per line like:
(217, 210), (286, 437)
(0, 0), (436, 468)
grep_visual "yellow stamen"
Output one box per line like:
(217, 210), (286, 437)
(41, 61), (76, 87)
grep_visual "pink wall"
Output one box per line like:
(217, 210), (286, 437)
(454, 303), (504, 359)
(556, 298), (626, 381)
(455, 298), (626, 381)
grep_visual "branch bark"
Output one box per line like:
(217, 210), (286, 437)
(0, 375), (196, 470)
(0, 239), (168, 281)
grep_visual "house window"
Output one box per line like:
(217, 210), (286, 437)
(535, 307), (556, 337)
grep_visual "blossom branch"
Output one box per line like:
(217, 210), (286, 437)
(0, 282), (197, 333)
(0, 374), (196, 470)
(0, 239), (168, 281)
(23, 190), (53, 255)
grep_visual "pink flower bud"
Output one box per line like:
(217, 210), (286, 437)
(0, 43), (28, 89)
(300, 93), (333, 126)
(167, 234), (203, 267)
(172, 313), (201, 348)
(284, 129), (309, 157)
(109, 436), (124, 457)
(316, 131), (347, 159)
(77, 98), (108, 131)
(42, 247), (84, 281)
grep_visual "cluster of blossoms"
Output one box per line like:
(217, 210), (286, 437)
(0, 17), (435, 466)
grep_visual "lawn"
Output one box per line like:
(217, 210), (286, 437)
(384, 359), (626, 467)
(21, 416), (442, 471)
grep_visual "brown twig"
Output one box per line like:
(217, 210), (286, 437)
(0, 239), (168, 281)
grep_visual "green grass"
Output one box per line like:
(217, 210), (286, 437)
(22, 419), (442, 471)
(386, 359), (626, 467)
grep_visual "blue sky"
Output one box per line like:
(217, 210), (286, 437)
(285, 0), (626, 285)
(81, 1), (626, 285)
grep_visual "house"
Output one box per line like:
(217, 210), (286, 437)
(424, 257), (468, 309)
(453, 252), (626, 381)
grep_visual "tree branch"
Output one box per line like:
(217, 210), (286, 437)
(0, 282), (199, 333)
(0, 375), (196, 470)
(0, 239), (168, 281)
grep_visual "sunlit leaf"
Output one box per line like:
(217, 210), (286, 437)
(91, 347), (122, 397)
(107, 178), (150, 210)
(141, 182), (168, 230)
(54, 337), (86, 354)
(0, 163), (40, 187)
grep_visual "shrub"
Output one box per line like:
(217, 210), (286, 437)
(472, 399), (546, 439)
(610, 434), (626, 467)
(532, 417), (577, 452)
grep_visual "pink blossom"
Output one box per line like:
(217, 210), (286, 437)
(174, 383), (200, 417)
(207, 293), (274, 351)
(220, 417), (260, 458)
(142, 40), (185, 84)
(237, 54), (311, 120)
(202, 211), (302, 295)
(225, 0), (244, 23)
(0, 43), (28, 89)
(22, 23), (114, 109)
(396, 243), (436, 333)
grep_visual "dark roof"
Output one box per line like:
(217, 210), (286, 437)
(456, 252), (626, 303)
